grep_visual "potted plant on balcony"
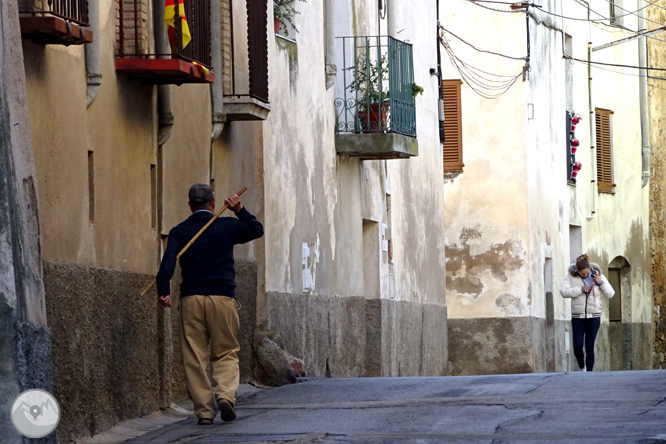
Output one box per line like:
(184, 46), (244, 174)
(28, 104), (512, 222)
(347, 54), (389, 133)
(274, 0), (306, 36)
(347, 54), (424, 133)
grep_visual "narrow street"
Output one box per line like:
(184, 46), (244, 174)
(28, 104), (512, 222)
(122, 370), (666, 444)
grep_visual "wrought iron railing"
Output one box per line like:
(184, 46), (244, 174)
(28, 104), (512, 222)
(335, 36), (416, 137)
(19, 0), (89, 26)
(118, 0), (211, 68)
(223, 0), (269, 103)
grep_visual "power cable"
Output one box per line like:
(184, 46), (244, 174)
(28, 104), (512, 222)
(596, 0), (666, 29)
(528, 5), (666, 43)
(566, 55), (666, 71)
(439, 25), (528, 60)
(440, 35), (526, 98)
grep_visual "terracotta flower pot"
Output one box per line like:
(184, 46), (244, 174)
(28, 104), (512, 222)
(274, 19), (281, 33)
(357, 102), (389, 133)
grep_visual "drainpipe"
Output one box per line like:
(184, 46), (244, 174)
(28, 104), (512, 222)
(324, 0), (336, 89)
(210, 0), (225, 141)
(638, 0), (650, 188)
(85, 0), (101, 108)
(156, 0), (173, 145)
(387, 0), (396, 37)
(437, 0), (445, 143)
(588, 41), (596, 220)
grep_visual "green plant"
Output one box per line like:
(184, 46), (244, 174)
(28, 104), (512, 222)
(346, 53), (389, 111)
(411, 82), (424, 97)
(274, 0), (306, 36)
(346, 53), (424, 111)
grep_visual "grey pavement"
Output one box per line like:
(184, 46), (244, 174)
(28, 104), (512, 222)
(124, 371), (666, 444)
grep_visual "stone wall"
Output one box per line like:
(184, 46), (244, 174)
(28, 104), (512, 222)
(648, 0), (666, 370)
(43, 259), (258, 443)
(265, 292), (448, 378)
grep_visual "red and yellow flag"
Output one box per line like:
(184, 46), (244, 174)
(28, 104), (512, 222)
(164, 0), (191, 49)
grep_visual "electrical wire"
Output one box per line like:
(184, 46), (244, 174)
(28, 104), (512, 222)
(440, 35), (526, 98)
(569, 58), (666, 93)
(467, 1), (525, 13)
(528, 5), (666, 43)
(464, 0), (666, 44)
(439, 25), (528, 60)
(596, 0), (666, 29)
(566, 55), (666, 71)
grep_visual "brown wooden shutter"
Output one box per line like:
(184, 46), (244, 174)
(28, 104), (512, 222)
(443, 80), (464, 172)
(595, 108), (614, 193)
(247, 0), (269, 103)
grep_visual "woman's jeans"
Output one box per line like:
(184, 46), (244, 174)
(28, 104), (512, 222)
(571, 317), (601, 371)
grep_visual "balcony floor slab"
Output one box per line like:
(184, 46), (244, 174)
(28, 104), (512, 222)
(115, 58), (214, 85)
(20, 15), (93, 45)
(335, 132), (418, 160)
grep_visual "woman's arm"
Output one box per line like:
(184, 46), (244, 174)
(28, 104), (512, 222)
(595, 273), (615, 299)
(560, 276), (584, 298)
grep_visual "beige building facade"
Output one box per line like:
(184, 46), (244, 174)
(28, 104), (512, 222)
(10, 0), (449, 441)
(442, 0), (653, 375)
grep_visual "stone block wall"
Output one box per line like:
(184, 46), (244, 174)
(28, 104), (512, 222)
(648, 0), (666, 370)
(43, 259), (258, 443)
(265, 293), (448, 378)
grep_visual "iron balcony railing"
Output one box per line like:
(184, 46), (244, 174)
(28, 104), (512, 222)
(118, 0), (211, 68)
(335, 36), (416, 137)
(19, 0), (89, 26)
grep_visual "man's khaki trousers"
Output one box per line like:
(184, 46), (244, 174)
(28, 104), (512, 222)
(179, 295), (240, 419)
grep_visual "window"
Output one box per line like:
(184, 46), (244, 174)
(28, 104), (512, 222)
(443, 79), (464, 172)
(595, 108), (615, 193)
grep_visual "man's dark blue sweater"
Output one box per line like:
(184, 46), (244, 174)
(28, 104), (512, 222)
(156, 208), (264, 298)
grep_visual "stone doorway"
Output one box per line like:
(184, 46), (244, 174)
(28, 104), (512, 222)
(608, 256), (631, 371)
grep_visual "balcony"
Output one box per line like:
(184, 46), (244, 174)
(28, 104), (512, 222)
(116, 0), (214, 85)
(221, 0), (270, 121)
(334, 35), (418, 160)
(19, 0), (93, 45)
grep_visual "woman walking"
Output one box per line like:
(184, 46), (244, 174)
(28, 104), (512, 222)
(560, 254), (615, 371)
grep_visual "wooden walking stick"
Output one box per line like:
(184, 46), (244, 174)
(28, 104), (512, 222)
(140, 186), (248, 296)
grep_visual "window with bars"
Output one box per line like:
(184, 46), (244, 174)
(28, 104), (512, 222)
(443, 79), (464, 173)
(595, 108), (615, 193)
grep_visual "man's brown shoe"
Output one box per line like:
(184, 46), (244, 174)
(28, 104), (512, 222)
(198, 418), (214, 425)
(217, 399), (236, 422)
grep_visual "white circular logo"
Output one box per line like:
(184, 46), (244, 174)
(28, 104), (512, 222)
(10, 389), (60, 438)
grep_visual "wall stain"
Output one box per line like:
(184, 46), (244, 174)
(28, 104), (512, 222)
(496, 293), (525, 316)
(445, 227), (524, 297)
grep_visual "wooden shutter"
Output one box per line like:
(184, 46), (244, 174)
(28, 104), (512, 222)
(443, 80), (464, 172)
(595, 108), (614, 193)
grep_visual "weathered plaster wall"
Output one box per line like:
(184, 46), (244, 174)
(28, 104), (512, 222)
(441, 0), (532, 374)
(0, 0), (52, 441)
(262, 0), (448, 376)
(442, 0), (652, 374)
(441, 0), (529, 321)
(21, 0), (239, 441)
(647, 0), (666, 369)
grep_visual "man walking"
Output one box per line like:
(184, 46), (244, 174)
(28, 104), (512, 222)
(156, 184), (263, 425)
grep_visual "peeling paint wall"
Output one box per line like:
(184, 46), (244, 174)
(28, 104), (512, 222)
(261, 0), (448, 377)
(442, 0), (652, 374)
(22, 0), (220, 441)
(22, 0), (449, 439)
